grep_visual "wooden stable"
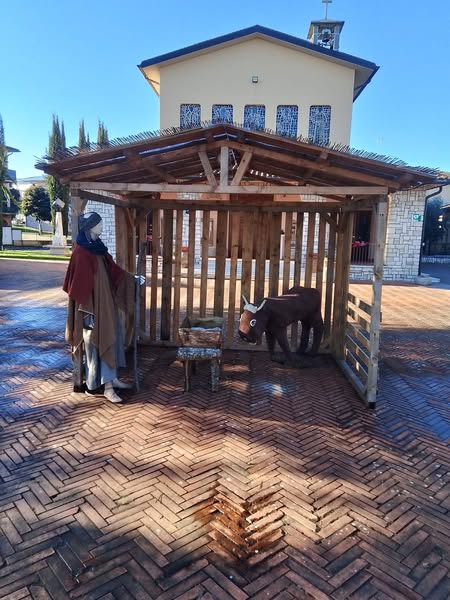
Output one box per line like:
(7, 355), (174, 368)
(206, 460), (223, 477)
(38, 124), (439, 406)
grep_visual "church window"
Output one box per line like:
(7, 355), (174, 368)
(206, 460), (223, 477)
(309, 105), (331, 145)
(243, 105), (266, 130)
(276, 105), (298, 138)
(180, 104), (201, 129)
(212, 104), (233, 123)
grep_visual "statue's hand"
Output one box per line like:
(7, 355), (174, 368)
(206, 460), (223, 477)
(134, 275), (145, 286)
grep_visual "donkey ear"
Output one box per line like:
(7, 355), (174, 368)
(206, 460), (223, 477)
(256, 298), (267, 312)
(242, 295), (249, 306)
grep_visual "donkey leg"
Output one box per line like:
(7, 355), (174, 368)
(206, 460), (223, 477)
(309, 316), (324, 355)
(276, 329), (295, 366)
(296, 320), (311, 354)
(266, 330), (277, 361)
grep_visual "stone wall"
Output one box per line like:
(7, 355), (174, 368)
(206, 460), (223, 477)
(350, 189), (426, 282)
(84, 201), (116, 258)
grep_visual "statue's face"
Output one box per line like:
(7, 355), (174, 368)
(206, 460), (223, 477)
(90, 220), (103, 240)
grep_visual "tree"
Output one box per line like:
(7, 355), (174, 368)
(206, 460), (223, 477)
(423, 197), (444, 255)
(47, 115), (69, 235)
(1, 187), (19, 216)
(78, 119), (89, 150)
(0, 113), (4, 145)
(9, 187), (21, 209)
(0, 113), (10, 249)
(0, 144), (10, 249)
(21, 185), (51, 232)
(97, 120), (109, 147)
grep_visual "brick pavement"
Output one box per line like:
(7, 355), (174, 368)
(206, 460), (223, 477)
(0, 259), (449, 599)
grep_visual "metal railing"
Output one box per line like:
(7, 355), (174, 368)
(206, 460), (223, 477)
(350, 242), (375, 265)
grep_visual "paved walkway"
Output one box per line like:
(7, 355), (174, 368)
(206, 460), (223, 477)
(0, 259), (449, 599)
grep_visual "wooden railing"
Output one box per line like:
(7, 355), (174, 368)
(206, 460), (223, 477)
(337, 292), (381, 407)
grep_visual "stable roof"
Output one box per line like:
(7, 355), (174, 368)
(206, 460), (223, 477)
(37, 123), (440, 199)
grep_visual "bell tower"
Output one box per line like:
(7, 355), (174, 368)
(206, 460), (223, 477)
(307, 0), (344, 51)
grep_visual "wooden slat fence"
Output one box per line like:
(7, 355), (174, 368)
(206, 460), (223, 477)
(144, 206), (338, 352)
(337, 292), (381, 407)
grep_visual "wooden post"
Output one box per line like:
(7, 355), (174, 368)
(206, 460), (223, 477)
(324, 215), (337, 343)
(114, 207), (127, 268)
(214, 211), (228, 316)
(199, 210), (210, 317)
(316, 214), (327, 297)
(268, 211), (282, 297)
(304, 212), (316, 288)
(241, 211), (255, 307)
(291, 211), (304, 346)
(172, 209), (183, 341)
(124, 208), (136, 347)
(282, 211), (293, 294)
(161, 209), (173, 340)
(254, 210), (268, 301)
(367, 196), (388, 407)
(124, 208), (136, 273)
(150, 208), (160, 340)
(137, 210), (148, 334)
(220, 146), (229, 188)
(69, 186), (85, 244)
(227, 211), (241, 343)
(332, 212), (354, 360)
(186, 210), (196, 317)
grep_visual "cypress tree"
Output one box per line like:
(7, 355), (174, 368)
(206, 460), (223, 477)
(47, 115), (70, 235)
(78, 119), (89, 150)
(97, 120), (109, 147)
(0, 113), (4, 145)
(0, 113), (8, 249)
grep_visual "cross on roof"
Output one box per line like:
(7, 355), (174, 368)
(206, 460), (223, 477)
(322, 0), (332, 20)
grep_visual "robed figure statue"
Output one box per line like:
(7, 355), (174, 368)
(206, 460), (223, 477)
(63, 212), (143, 403)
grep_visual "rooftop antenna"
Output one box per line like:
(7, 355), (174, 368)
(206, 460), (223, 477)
(322, 0), (332, 20)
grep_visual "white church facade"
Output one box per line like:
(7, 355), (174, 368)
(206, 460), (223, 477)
(88, 13), (433, 281)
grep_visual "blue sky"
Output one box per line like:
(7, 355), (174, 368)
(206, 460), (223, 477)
(3, 0), (449, 178)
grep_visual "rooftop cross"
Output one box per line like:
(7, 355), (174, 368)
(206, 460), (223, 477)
(322, 0), (332, 20)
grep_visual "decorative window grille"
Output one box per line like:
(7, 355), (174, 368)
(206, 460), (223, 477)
(212, 104), (233, 123)
(180, 104), (201, 129)
(276, 105), (299, 138)
(309, 105), (331, 145)
(243, 105), (266, 130)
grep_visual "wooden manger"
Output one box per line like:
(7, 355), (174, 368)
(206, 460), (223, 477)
(176, 316), (224, 392)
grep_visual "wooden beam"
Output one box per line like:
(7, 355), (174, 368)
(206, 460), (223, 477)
(78, 189), (142, 209)
(341, 197), (377, 212)
(69, 187), (84, 242)
(73, 181), (389, 196)
(125, 150), (178, 183)
(274, 194), (342, 204)
(366, 195), (388, 407)
(321, 213), (338, 230)
(231, 151), (253, 185)
(198, 151), (217, 186)
(225, 140), (401, 189)
(220, 146), (229, 187)
(161, 210), (173, 340)
(135, 201), (343, 213)
(160, 192), (229, 202)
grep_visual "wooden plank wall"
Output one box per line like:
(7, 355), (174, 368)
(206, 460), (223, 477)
(148, 206), (341, 352)
(337, 292), (373, 403)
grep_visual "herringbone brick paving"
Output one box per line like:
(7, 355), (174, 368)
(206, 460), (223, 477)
(1, 260), (449, 599)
